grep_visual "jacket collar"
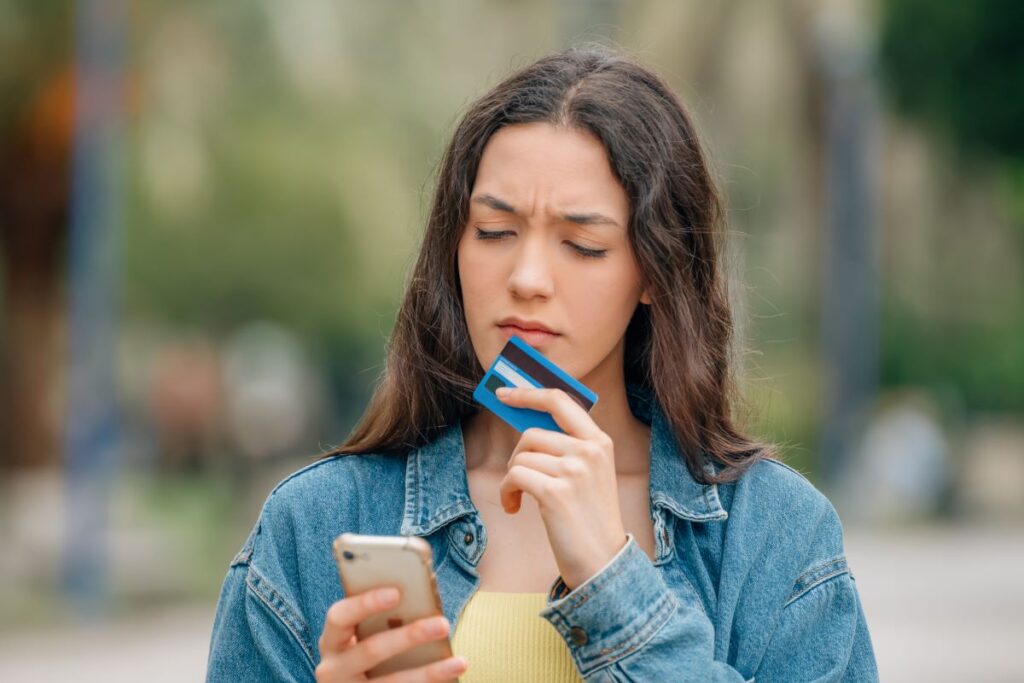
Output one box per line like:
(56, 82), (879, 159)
(400, 383), (727, 537)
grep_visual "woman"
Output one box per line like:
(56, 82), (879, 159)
(207, 45), (879, 682)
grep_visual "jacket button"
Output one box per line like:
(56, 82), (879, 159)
(464, 532), (474, 545)
(569, 626), (588, 646)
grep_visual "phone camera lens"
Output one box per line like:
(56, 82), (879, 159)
(342, 550), (355, 561)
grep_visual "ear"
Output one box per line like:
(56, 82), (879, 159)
(640, 288), (652, 305)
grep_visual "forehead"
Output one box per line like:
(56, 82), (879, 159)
(471, 122), (628, 216)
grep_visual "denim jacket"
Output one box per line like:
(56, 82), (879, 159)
(207, 385), (879, 681)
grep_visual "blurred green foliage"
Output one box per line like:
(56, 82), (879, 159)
(880, 0), (1024, 164)
(880, 0), (1024, 415)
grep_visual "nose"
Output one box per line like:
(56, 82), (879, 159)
(506, 232), (554, 301)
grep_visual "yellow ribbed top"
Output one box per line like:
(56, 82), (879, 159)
(450, 591), (583, 682)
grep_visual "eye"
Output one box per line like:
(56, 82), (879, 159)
(474, 227), (513, 240)
(566, 242), (608, 259)
(474, 227), (607, 259)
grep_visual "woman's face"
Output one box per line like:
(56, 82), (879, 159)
(457, 122), (650, 387)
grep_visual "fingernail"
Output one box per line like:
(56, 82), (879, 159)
(426, 616), (449, 636)
(495, 387), (510, 397)
(377, 588), (399, 606)
(444, 656), (467, 674)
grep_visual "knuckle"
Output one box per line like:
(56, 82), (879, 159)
(414, 619), (437, 640)
(362, 634), (391, 661)
(563, 459), (587, 478)
(554, 479), (573, 497)
(404, 623), (431, 649)
(363, 590), (384, 610)
(539, 479), (560, 499)
(325, 601), (348, 629)
(524, 448), (548, 464)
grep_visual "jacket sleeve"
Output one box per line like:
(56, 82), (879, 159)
(539, 531), (878, 682)
(206, 525), (319, 682)
(540, 533), (750, 682)
(755, 566), (879, 681)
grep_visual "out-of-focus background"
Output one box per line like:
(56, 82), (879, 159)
(1, 0), (1022, 680)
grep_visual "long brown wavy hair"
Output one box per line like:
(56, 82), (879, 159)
(321, 44), (772, 485)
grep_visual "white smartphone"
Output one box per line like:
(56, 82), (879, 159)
(333, 533), (457, 680)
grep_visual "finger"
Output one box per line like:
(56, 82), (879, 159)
(507, 450), (563, 478)
(341, 614), (452, 679)
(319, 587), (401, 656)
(372, 654), (469, 683)
(313, 653), (347, 682)
(501, 464), (559, 513)
(497, 387), (599, 438)
(511, 427), (579, 461)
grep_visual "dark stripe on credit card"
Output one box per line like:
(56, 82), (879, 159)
(502, 341), (595, 411)
(485, 373), (507, 394)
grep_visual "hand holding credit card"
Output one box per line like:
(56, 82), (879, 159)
(472, 335), (598, 432)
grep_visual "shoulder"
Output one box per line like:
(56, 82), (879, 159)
(265, 452), (407, 513)
(210, 451), (409, 673)
(734, 457), (836, 524)
(233, 452), (408, 568)
(727, 457), (850, 593)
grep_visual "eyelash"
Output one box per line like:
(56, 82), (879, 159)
(473, 228), (608, 259)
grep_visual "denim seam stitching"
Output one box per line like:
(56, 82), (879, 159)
(245, 566), (316, 670)
(428, 501), (473, 528)
(405, 448), (474, 533)
(551, 538), (635, 614)
(701, 484), (722, 515)
(445, 518), (482, 564)
(231, 543), (254, 567)
(652, 514), (669, 565)
(796, 556), (846, 584)
(403, 450), (421, 528)
(267, 455), (348, 502)
(542, 542), (679, 673)
(582, 590), (678, 675)
(784, 566), (849, 607)
(674, 570), (710, 619)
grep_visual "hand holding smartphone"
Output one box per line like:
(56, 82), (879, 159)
(321, 533), (465, 681)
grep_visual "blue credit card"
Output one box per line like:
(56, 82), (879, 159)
(472, 334), (598, 433)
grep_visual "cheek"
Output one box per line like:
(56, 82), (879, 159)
(570, 286), (628, 322)
(565, 261), (643, 327)
(457, 239), (497, 318)
(458, 239), (490, 281)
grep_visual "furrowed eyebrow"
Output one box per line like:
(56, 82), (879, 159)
(471, 193), (621, 229)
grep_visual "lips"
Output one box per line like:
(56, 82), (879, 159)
(496, 317), (558, 335)
(496, 320), (561, 347)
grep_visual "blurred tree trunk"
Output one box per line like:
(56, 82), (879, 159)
(0, 68), (74, 471)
